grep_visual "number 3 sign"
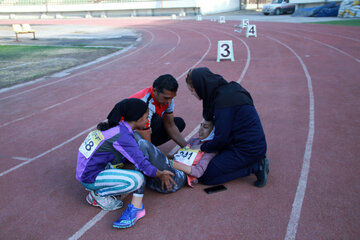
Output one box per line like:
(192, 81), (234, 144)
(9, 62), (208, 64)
(217, 40), (235, 62)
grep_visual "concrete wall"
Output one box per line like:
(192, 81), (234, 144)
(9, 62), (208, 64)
(0, 0), (198, 19)
(0, 0), (196, 13)
(0, 0), (243, 19)
(197, 0), (240, 15)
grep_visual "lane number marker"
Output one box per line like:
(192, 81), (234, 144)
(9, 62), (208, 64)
(246, 25), (257, 38)
(219, 16), (226, 24)
(217, 40), (235, 62)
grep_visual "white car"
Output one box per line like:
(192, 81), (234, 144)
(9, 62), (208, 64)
(262, 0), (296, 15)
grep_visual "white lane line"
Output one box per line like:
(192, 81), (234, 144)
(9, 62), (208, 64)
(68, 27), (212, 239)
(173, 27), (212, 80)
(0, 29), (155, 101)
(68, 210), (108, 240)
(0, 30), (155, 133)
(0, 125), (96, 177)
(12, 156), (30, 161)
(266, 36), (315, 240)
(168, 125), (200, 156)
(0, 30), (155, 163)
(167, 27), (212, 155)
(0, 25), (211, 238)
(291, 28), (360, 43)
(0, 26), (208, 176)
(168, 25), (252, 155)
(212, 27), (251, 83)
(0, 87), (101, 129)
(279, 31), (360, 63)
(158, 29), (181, 60)
(1, 27), (181, 131)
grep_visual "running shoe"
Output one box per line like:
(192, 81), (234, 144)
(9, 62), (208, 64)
(254, 157), (269, 188)
(86, 191), (123, 211)
(113, 203), (146, 229)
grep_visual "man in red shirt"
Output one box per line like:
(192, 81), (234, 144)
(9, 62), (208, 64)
(129, 74), (187, 148)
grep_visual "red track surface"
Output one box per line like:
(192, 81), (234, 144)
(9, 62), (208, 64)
(0, 18), (359, 240)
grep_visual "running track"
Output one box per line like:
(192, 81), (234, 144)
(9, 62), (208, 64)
(0, 18), (359, 240)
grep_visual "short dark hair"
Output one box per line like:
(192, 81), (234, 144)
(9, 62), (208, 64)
(153, 74), (178, 93)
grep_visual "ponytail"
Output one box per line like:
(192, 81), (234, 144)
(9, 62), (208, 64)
(96, 121), (118, 131)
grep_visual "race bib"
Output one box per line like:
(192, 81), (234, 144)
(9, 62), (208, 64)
(79, 130), (104, 159)
(174, 147), (200, 166)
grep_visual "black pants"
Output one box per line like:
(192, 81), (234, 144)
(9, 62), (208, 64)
(199, 148), (262, 185)
(150, 114), (186, 146)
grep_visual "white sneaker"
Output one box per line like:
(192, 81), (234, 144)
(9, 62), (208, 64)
(86, 191), (123, 211)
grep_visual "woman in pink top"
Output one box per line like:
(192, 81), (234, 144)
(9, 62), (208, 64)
(171, 119), (217, 186)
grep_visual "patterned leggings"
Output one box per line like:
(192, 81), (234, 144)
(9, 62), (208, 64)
(82, 133), (186, 196)
(81, 168), (145, 197)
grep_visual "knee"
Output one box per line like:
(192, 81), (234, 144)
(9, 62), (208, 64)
(134, 171), (145, 185)
(132, 171), (145, 192)
(174, 117), (186, 132)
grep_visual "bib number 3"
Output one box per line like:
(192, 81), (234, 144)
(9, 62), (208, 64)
(79, 130), (105, 158)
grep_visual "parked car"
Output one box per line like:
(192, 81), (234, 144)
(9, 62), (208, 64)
(262, 0), (296, 15)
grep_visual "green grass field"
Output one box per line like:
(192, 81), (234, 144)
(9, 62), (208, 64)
(0, 45), (119, 88)
(309, 19), (360, 26)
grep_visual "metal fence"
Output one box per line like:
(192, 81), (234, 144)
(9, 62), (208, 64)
(246, 0), (272, 6)
(0, 0), (172, 6)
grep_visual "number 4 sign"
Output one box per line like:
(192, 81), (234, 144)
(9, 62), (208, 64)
(246, 25), (257, 38)
(217, 40), (235, 62)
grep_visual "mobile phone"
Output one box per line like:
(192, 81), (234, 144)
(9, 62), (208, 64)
(204, 185), (227, 194)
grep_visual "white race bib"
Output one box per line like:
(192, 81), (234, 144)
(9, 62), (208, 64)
(79, 130), (104, 158)
(174, 147), (200, 166)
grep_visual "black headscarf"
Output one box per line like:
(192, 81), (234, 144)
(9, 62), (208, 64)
(107, 98), (148, 126)
(191, 67), (253, 121)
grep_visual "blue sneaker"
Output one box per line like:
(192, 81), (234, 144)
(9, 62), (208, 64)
(113, 203), (146, 229)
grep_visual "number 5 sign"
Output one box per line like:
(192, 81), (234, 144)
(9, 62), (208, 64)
(217, 40), (235, 62)
(242, 19), (249, 28)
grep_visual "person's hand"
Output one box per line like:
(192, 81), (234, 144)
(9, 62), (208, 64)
(156, 170), (176, 191)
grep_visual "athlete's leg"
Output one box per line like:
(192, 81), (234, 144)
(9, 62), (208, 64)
(134, 131), (186, 193)
(82, 168), (145, 196)
(150, 114), (185, 146)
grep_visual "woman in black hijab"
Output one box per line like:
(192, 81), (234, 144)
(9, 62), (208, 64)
(186, 67), (269, 187)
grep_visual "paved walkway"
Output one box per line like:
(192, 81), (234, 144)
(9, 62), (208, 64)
(0, 24), (140, 47)
(0, 11), (355, 47)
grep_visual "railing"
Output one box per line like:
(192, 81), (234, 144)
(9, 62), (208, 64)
(0, 0), (172, 6)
